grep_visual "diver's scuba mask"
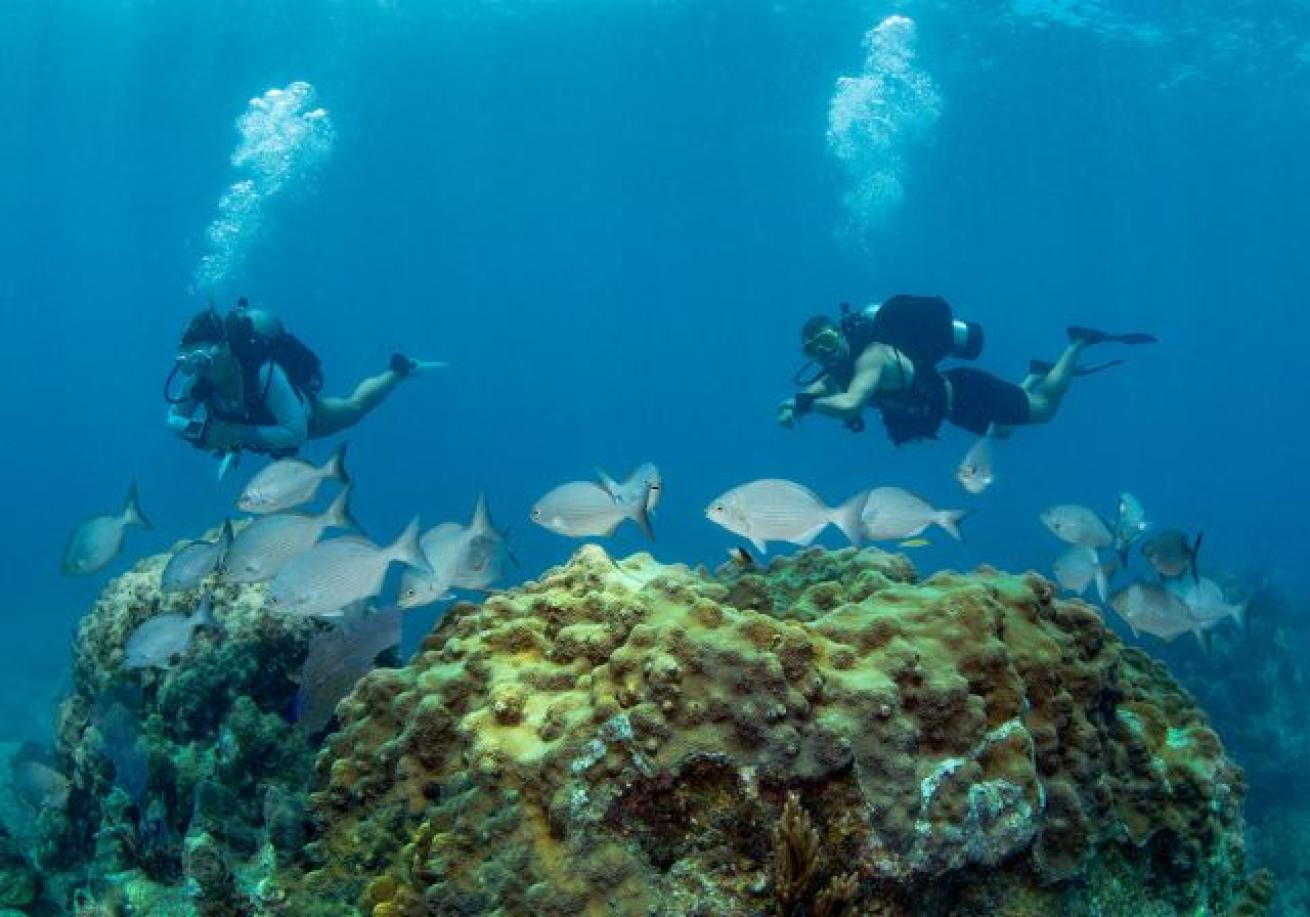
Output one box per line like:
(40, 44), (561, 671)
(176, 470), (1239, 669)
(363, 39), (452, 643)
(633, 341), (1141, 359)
(793, 325), (843, 387)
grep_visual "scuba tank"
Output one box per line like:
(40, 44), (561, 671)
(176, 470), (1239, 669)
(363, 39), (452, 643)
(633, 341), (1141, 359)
(851, 299), (984, 361)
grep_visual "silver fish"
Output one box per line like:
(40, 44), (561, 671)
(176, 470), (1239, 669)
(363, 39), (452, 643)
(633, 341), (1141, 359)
(398, 522), (464, 610)
(1141, 529), (1203, 580)
(123, 597), (216, 670)
(62, 484), (151, 576)
(860, 487), (964, 542)
(161, 520), (234, 593)
(399, 496), (515, 607)
(705, 480), (866, 554)
(1112, 492), (1149, 559)
(237, 442), (349, 514)
(532, 481), (654, 540)
(225, 486), (360, 584)
(598, 463), (663, 513)
(1171, 576), (1245, 630)
(266, 518), (429, 617)
(955, 437), (994, 495)
(1040, 504), (1113, 548)
(457, 495), (514, 589)
(1109, 582), (1201, 643)
(11, 752), (70, 811)
(1053, 544), (1113, 601)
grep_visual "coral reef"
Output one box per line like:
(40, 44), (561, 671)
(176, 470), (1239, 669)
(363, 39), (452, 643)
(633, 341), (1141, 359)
(1150, 585), (1310, 916)
(288, 545), (1268, 916)
(27, 528), (367, 912)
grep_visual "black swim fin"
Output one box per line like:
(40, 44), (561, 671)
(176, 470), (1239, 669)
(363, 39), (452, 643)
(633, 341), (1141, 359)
(1028, 358), (1126, 377)
(1067, 326), (1158, 346)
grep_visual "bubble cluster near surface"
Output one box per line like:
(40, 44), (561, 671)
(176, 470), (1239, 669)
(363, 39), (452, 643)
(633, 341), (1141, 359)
(826, 15), (941, 244)
(193, 82), (335, 294)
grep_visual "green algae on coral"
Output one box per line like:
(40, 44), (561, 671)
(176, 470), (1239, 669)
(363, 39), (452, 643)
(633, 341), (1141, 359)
(286, 545), (1267, 916)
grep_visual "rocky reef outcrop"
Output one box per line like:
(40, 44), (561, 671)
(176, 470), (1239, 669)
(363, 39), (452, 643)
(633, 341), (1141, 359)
(35, 532), (334, 913)
(290, 546), (1270, 916)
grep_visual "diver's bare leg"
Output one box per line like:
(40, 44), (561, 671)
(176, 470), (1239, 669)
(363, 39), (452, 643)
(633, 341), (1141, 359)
(1025, 340), (1088, 424)
(308, 370), (404, 438)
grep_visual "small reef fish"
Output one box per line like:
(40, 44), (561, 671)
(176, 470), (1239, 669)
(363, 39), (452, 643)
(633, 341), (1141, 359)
(727, 546), (756, 569)
(225, 486), (360, 584)
(266, 518), (429, 618)
(705, 479), (866, 554)
(399, 496), (514, 609)
(597, 463), (663, 513)
(898, 538), (931, 549)
(1112, 492), (1149, 560)
(1109, 582), (1203, 644)
(1141, 529), (1203, 580)
(10, 745), (70, 811)
(1053, 544), (1115, 601)
(456, 495), (515, 590)
(1171, 576), (1246, 630)
(861, 487), (964, 542)
(1040, 504), (1113, 549)
(237, 442), (349, 514)
(294, 607), (402, 734)
(62, 484), (152, 576)
(161, 520), (234, 593)
(955, 436), (994, 495)
(398, 523), (462, 610)
(532, 481), (655, 540)
(123, 597), (216, 670)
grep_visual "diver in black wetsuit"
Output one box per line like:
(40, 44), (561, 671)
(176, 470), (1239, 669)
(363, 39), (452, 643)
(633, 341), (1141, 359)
(778, 295), (1154, 445)
(163, 301), (432, 473)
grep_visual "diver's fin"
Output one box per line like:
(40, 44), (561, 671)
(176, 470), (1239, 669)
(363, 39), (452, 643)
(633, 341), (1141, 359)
(1067, 326), (1158, 346)
(391, 352), (448, 378)
(1028, 358), (1127, 377)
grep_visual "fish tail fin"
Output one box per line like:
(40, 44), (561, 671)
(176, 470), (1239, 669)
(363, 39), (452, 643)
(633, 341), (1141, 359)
(935, 509), (968, 541)
(123, 484), (151, 530)
(1232, 602), (1248, 633)
(831, 490), (870, 546)
(629, 492), (656, 542)
(325, 441), (350, 485)
(1190, 531), (1204, 582)
(325, 485), (362, 533)
(1194, 626), (1213, 653)
(390, 517), (431, 572)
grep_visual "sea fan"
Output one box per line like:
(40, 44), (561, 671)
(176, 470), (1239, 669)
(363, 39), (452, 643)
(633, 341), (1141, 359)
(294, 607), (402, 735)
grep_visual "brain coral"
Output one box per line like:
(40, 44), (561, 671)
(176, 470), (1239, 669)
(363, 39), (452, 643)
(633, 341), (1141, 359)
(290, 546), (1269, 916)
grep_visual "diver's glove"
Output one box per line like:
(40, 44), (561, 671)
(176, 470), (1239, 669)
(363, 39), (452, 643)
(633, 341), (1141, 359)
(792, 392), (817, 417)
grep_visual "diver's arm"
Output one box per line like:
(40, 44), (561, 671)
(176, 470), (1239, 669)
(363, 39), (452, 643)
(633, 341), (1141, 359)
(778, 378), (835, 427)
(205, 365), (308, 452)
(812, 354), (883, 421)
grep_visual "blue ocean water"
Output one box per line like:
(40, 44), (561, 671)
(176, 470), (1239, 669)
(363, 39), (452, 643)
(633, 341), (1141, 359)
(0, 0), (1307, 895)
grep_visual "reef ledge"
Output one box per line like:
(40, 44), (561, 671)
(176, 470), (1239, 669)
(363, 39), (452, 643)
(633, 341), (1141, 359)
(287, 545), (1271, 916)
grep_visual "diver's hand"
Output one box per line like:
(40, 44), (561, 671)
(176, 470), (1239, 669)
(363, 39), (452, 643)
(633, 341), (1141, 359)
(203, 421), (241, 451)
(778, 399), (797, 428)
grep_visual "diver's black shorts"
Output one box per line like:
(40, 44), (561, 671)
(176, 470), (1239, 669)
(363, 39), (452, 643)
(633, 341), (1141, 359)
(943, 368), (1030, 434)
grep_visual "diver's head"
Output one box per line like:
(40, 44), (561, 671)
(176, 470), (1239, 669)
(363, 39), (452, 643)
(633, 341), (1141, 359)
(175, 308), (234, 382)
(800, 315), (849, 366)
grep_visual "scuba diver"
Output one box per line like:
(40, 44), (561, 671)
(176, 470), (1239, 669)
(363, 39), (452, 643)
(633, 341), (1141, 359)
(165, 300), (439, 475)
(778, 295), (1154, 444)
